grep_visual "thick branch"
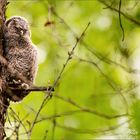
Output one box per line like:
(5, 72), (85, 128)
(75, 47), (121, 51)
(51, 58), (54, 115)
(10, 86), (54, 92)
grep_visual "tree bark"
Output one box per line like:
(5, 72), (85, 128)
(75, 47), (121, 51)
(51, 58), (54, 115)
(0, 0), (9, 139)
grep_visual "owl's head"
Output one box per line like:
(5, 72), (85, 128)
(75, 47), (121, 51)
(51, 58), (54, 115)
(5, 16), (31, 37)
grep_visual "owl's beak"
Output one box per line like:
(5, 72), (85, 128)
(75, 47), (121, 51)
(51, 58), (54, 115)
(20, 30), (24, 35)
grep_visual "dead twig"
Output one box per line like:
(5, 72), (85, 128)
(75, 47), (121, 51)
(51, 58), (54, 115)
(28, 22), (90, 138)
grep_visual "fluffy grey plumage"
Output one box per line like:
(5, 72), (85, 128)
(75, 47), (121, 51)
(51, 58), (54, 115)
(3, 16), (38, 102)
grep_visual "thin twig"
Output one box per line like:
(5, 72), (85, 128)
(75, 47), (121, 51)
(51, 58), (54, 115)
(36, 110), (88, 124)
(28, 22), (90, 138)
(56, 119), (131, 135)
(51, 8), (140, 74)
(9, 108), (29, 140)
(118, 0), (124, 41)
(77, 57), (129, 114)
(54, 94), (128, 119)
(98, 0), (140, 26)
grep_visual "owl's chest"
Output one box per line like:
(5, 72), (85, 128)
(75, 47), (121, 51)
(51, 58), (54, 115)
(6, 47), (32, 70)
(7, 47), (26, 59)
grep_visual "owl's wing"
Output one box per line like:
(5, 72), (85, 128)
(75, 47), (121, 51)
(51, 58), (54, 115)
(27, 44), (38, 83)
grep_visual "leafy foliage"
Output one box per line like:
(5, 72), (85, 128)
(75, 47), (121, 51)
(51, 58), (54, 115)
(5, 0), (140, 139)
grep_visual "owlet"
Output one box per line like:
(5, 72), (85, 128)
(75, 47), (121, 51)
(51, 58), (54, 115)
(3, 16), (38, 102)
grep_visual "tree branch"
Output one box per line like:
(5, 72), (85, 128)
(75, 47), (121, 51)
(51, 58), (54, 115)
(28, 22), (90, 138)
(98, 0), (140, 26)
(118, 0), (124, 41)
(10, 86), (54, 92)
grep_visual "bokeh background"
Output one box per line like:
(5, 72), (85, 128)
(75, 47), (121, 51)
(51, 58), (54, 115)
(5, 0), (140, 139)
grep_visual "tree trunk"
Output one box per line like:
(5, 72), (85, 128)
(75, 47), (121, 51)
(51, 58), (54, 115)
(0, 0), (9, 139)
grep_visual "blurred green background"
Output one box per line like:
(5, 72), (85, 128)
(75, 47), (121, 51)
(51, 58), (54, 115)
(5, 0), (140, 139)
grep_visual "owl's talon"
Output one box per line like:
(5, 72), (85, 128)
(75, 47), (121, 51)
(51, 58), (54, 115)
(21, 83), (29, 89)
(12, 79), (22, 85)
(13, 79), (18, 84)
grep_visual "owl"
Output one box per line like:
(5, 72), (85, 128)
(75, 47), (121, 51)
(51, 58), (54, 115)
(3, 16), (38, 102)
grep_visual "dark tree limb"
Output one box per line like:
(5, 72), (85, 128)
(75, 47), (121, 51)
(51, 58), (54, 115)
(0, 0), (9, 139)
(10, 86), (54, 92)
(118, 0), (124, 41)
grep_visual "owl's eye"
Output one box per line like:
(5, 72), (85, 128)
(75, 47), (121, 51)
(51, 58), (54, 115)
(14, 27), (24, 34)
